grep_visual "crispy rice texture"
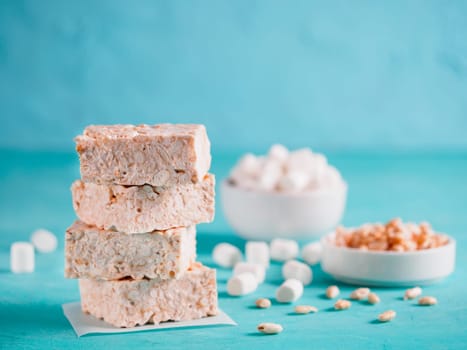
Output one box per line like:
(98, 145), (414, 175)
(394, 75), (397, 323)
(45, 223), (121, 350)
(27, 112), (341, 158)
(72, 174), (214, 233)
(75, 124), (211, 186)
(79, 263), (218, 328)
(65, 221), (196, 280)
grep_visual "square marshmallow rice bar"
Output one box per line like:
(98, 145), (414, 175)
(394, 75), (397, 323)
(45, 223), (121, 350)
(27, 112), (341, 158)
(65, 221), (196, 280)
(75, 124), (211, 186)
(80, 263), (218, 328)
(71, 174), (215, 233)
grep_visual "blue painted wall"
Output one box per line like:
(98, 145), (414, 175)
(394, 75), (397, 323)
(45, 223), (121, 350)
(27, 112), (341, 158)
(1, 0), (466, 152)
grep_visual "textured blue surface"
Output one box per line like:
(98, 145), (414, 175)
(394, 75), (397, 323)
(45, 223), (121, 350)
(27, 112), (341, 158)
(1, 0), (467, 152)
(0, 150), (466, 349)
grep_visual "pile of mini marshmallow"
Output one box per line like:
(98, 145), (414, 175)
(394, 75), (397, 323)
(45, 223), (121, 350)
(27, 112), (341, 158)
(229, 144), (343, 193)
(213, 239), (322, 302)
(10, 229), (58, 273)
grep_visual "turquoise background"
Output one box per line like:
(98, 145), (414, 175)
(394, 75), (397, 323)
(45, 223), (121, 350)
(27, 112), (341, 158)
(1, 0), (467, 152)
(1, 1), (467, 349)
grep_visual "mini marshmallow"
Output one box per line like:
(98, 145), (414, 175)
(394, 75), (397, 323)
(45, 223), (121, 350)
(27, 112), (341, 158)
(227, 272), (258, 296)
(277, 170), (310, 193)
(230, 173), (258, 190)
(268, 144), (289, 162)
(234, 153), (262, 177)
(257, 159), (282, 191)
(233, 262), (266, 283)
(320, 166), (343, 188)
(286, 148), (315, 174)
(212, 243), (243, 268)
(229, 146), (344, 194)
(10, 242), (35, 273)
(229, 154), (263, 189)
(301, 242), (323, 265)
(276, 278), (304, 303)
(30, 228), (58, 253)
(270, 238), (299, 261)
(310, 153), (328, 182)
(246, 241), (270, 268)
(282, 260), (313, 285)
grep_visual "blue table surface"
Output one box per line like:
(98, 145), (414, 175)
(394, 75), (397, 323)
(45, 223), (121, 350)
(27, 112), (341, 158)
(0, 149), (466, 350)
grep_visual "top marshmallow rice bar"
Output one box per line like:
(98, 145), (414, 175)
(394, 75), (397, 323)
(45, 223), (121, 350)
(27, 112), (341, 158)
(75, 124), (211, 186)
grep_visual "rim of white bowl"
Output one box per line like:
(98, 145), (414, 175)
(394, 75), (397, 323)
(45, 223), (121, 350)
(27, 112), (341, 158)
(321, 231), (456, 256)
(221, 178), (348, 198)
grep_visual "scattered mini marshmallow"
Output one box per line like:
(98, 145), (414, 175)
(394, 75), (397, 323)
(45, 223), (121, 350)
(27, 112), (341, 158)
(301, 241), (322, 265)
(246, 241), (270, 268)
(233, 262), (266, 283)
(10, 242), (35, 273)
(212, 243), (243, 268)
(282, 260), (313, 285)
(270, 238), (299, 262)
(227, 272), (258, 296)
(30, 229), (57, 253)
(276, 278), (304, 303)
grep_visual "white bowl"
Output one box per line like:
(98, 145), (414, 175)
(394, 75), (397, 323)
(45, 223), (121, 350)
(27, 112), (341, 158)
(321, 232), (456, 287)
(221, 180), (347, 240)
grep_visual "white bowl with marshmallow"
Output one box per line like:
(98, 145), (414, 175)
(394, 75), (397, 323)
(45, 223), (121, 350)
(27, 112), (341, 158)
(221, 145), (347, 240)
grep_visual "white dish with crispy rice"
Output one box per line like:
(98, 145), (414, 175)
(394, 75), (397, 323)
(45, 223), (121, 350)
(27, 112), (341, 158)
(321, 219), (456, 286)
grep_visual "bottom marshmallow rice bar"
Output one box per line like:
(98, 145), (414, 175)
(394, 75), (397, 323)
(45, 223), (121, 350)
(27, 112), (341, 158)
(65, 221), (196, 280)
(80, 263), (218, 328)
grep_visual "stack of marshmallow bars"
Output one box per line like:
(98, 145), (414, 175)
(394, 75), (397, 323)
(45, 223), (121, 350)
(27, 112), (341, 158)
(65, 124), (218, 328)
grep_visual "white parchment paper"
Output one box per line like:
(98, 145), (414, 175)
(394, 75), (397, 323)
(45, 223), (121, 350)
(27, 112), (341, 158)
(62, 302), (237, 337)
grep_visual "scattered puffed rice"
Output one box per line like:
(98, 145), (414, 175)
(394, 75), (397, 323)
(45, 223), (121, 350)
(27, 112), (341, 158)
(378, 310), (396, 322)
(257, 322), (283, 335)
(294, 305), (318, 314)
(404, 286), (422, 300)
(334, 299), (351, 310)
(325, 285), (340, 299)
(350, 288), (371, 300)
(418, 296), (437, 306)
(368, 292), (380, 304)
(256, 298), (271, 309)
